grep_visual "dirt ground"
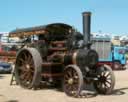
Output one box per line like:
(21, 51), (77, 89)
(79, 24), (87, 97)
(0, 70), (128, 102)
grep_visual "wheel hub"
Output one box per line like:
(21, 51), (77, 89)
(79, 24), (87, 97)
(26, 64), (30, 70)
(68, 78), (74, 85)
(99, 76), (106, 83)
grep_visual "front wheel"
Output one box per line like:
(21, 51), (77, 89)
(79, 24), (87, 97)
(63, 65), (83, 97)
(93, 64), (115, 94)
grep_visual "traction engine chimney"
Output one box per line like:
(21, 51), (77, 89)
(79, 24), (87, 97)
(82, 12), (91, 47)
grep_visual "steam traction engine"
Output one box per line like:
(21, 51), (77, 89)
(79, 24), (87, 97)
(9, 12), (115, 97)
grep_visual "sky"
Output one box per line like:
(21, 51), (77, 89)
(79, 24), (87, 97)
(0, 0), (128, 35)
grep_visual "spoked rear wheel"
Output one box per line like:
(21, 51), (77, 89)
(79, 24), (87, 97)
(63, 65), (83, 97)
(15, 48), (42, 89)
(93, 64), (115, 94)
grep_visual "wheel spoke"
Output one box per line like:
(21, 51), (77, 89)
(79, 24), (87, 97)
(20, 71), (28, 80)
(66, 84), (72, 90)
(104, 82), (109, 88)
(106, 80), (111, 85)
(64, 74), (69, 80)
(101, 83), (105, 88)
(27, 55), (32, 62)
(64, 79), (68, 84)
(26, 72), (32, 81)
(30, 58), (34, 63)
(22, 72), (33, 85)
(18, 58), (26, 65)
(73, 78), (79, 84)
(102, 71), (106, 76)
(72, 84), (78, 90)
(29, 68), (34, 73)
(73, 70), (78, 77)
(71, 69), (74, 76)
(19, 66), (27, 72)
(67, 70), (72, 78)
(105, 72), (111, 78)
(22, 52), (28, 60)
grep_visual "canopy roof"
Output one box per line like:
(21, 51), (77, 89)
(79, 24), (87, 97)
(9, 23), (72, 37)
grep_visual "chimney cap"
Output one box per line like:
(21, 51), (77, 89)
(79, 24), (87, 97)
(82, 12), (91, 16)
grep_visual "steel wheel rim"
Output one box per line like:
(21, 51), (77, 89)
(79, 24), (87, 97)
(64, 67), (80, 96)
(16, 50), (35, 88)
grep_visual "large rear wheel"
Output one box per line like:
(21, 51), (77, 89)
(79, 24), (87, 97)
(93, 64), (115, 94)
(63, 65), (83, 97)
(15, 48), (42, 89)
